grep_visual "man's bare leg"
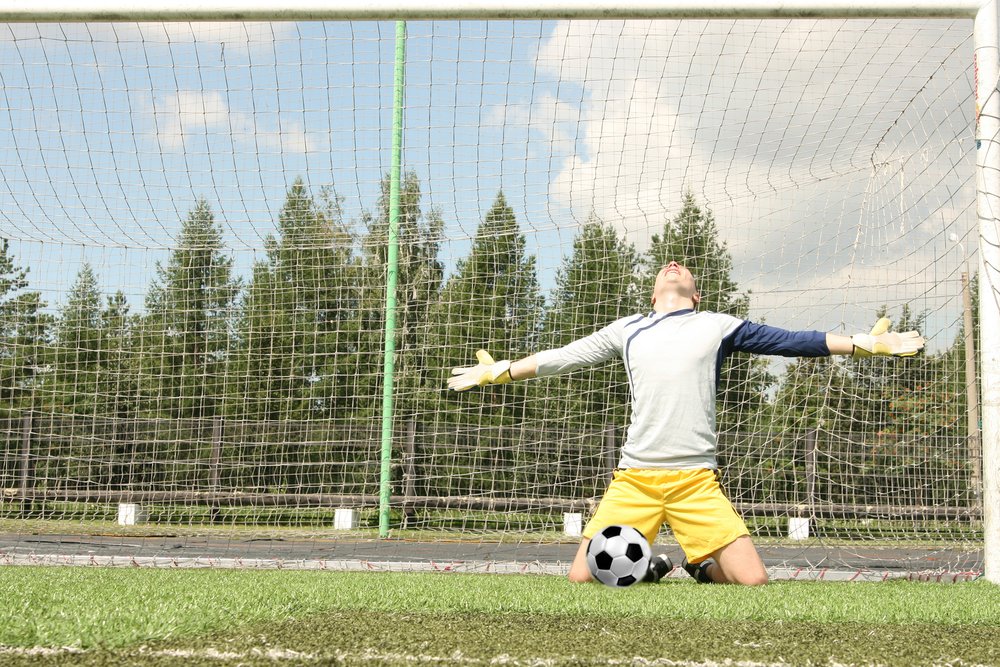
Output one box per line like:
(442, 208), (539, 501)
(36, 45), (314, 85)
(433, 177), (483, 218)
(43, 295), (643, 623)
(567, 538), (593, 583)
(692, 535), (768, 586)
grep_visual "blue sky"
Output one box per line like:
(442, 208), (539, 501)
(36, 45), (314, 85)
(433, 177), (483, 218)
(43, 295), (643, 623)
(0, 18), (979, 349)
(0, 21), (567, 295)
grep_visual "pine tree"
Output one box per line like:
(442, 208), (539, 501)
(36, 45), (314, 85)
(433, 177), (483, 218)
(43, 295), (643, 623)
(51, 263), (104, 415)
(425, 191), (543, 494)
(646, 191), (772, 432)
(233, 179), (358, 492)
(0, 239), (50, 417)
(140, 199), (240, 421)
(940, 273), (980, 439)
(356, 171), (444, 419)
(772, 356), (855, 434)
(99, 291), (138, 421)
(543, 214), (643, 433)
(852, 304), (943, 437)
(235, 179), (357, 424)
(48, 266), (139, 486)
(646, 191), (747, 315)
(430, 191), (542, 404)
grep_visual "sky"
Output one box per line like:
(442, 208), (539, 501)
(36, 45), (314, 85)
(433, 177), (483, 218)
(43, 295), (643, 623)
(0, 18), (980, 351)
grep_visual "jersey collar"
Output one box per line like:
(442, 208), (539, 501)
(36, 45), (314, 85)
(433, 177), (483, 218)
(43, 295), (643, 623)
(647, 308), (695, 319)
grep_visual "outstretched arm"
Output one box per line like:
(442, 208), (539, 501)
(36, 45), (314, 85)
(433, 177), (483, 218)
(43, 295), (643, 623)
(732, 317), (924, 359)
(448, 321), (624, 391)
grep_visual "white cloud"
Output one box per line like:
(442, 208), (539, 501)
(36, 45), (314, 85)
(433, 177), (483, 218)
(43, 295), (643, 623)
(147, 90), (328, 159)
(253, 122), (329, 156)
(530, 19), (976, 339)
(535, 20), (968, 234)
(153, 90), (231, 151)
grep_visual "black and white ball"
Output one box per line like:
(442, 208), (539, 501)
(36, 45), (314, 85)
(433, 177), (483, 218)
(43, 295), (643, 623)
(586, 524), (652, 588)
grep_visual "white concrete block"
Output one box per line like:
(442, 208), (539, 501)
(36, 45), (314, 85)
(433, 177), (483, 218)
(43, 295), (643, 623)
(117, 503), (146, 526)
(563, 512), (583, 537)
(788, 516), (811, 540)
(334, 508), (356, 530)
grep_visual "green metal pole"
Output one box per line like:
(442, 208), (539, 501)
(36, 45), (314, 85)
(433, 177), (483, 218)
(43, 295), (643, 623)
(379, 20), (405, 538)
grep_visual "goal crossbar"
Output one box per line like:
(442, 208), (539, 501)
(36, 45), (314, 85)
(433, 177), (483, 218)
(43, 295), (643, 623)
(0, 0), (986, 22)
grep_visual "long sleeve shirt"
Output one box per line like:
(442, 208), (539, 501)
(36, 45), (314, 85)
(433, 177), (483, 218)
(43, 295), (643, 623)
(534, 309), (829, 469)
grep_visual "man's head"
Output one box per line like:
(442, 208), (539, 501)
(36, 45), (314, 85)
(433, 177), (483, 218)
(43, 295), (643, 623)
(651, 261), (700, 313)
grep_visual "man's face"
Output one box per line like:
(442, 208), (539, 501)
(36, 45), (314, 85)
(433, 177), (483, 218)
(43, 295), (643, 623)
(652, 261), (700, 305)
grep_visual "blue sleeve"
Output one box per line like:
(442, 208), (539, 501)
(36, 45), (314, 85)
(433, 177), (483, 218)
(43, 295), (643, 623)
(721, 321), (830, 359)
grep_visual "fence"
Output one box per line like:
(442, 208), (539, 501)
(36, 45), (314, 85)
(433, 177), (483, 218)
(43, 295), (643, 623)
(1, 414), (981, 527)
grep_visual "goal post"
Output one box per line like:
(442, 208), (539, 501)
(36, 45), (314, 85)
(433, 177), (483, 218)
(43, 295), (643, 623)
(0, 1), (996, 582)
(975, 0), (1000, 585)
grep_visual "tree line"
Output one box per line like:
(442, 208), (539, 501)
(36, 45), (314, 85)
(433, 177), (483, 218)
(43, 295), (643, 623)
(0, 173), (980, 505)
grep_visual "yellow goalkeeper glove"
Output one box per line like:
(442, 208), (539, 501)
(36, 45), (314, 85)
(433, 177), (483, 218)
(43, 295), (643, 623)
(851, 317), (925, 358)
(448, 350), (513, 391)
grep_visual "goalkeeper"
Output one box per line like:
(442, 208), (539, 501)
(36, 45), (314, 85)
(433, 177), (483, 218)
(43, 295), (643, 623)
(448, 261), (924, 586)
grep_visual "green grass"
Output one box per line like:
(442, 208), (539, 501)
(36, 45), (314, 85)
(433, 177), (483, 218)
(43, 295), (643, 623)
(1, 566), (999, 665)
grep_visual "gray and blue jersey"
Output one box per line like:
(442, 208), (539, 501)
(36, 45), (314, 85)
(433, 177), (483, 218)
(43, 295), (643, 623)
(534, 309), (829, 469)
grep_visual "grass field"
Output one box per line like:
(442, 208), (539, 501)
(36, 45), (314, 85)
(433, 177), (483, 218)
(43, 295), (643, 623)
(1, 566), (998, 666)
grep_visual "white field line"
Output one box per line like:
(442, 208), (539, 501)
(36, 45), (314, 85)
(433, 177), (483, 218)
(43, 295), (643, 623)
(2, 644), (992, 667)
(0, 646), (86, 657)
(0, 552), (982, 581)
(0, 644), (816, 666)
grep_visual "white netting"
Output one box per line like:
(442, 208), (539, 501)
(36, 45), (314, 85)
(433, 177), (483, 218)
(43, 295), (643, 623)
(0, 19), (986, 574)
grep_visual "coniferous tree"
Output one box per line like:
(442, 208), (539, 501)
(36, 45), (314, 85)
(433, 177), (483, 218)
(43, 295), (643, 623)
(851, 304), (946, 438)
(532, 215), (645, 491)
(646, 191), (747, 316)
(99, 291), (138, 421)
(430, 191), (542, 409)
(770, 305), (958, 508)
(236, 179), (356, 423)
(140, 199), (240, 421)
(49, 266), (139, 485)
(233, 179), (357, 492)
(425, 191), (543, 494)
(939, 273), (980, 439)
(96, 289), (142, 489)
(51, 263), (104, 416)
(0, 239), (50, 417)
(543, 214), (643, 433)
(772, 356), (854, 434)
(646, 191), (772, 432)
(357, 171), (444, 419)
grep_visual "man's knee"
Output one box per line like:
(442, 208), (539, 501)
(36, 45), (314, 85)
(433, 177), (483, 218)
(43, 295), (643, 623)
(711, 535), (768, 586)
(731, 568), (769, 586)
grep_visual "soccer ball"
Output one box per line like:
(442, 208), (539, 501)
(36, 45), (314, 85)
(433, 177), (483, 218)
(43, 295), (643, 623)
(586, 524), (652, 588)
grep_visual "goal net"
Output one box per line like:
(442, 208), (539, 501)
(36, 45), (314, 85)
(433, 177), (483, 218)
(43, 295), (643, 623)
(0, 14), (990, 579)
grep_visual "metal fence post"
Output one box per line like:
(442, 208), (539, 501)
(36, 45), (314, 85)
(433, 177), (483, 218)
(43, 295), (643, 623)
(805, 427), (818, 513)
(402, 419), (417, 528)
(209, 416), (223, 523)
(19, 411), (34, 513)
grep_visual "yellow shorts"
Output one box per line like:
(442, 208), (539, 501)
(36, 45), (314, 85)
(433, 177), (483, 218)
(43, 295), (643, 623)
(583, 468), (749, 564)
